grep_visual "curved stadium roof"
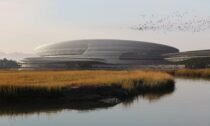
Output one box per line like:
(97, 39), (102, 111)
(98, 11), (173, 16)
(22, 39), (180, 69)
(35, 39), (179, 57)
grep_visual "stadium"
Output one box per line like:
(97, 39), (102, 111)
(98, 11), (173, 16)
(21, 39), (210, 70)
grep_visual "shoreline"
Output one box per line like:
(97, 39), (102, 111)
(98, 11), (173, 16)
(0, 81), (175, 101)
(0, 70), (174, 105)
(0, 84), (175, 116)
(169, 69), (210, 79)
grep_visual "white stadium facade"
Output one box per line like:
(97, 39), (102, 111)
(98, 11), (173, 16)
(21, 39), (210, 70)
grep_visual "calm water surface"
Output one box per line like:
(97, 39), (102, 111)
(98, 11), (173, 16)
(1, 79), (210, 126)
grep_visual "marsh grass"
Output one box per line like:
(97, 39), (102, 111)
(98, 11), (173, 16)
(175, 69), (210, 79)
(0, 70), (174, 98)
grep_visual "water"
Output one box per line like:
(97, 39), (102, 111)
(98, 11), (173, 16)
(1, 79), (210, 126)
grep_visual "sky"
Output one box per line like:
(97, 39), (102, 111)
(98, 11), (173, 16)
(0, 0), (210, 53)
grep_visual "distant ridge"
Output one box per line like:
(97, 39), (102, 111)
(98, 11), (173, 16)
(0, 52), (36, 61)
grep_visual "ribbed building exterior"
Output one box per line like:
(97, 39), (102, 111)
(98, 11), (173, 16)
(22, 39), (180, 70)
(164, 50), (210, 62)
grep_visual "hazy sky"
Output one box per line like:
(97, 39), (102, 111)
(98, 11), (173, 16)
(0, 0), (210, 53)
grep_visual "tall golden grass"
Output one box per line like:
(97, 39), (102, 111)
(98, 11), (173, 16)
(0, 70), (174, 97)
(175, 69), (210, 78)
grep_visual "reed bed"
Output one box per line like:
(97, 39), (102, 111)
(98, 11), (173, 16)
(0, 70), (174, 98)
(175, 69), (210, 79)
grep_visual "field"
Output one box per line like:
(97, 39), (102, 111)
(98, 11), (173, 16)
(175, 69), (210, 79)
(0, 70), (174, 101)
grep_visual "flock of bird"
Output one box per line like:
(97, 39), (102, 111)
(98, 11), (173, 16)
(132, 11), (210, 32)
